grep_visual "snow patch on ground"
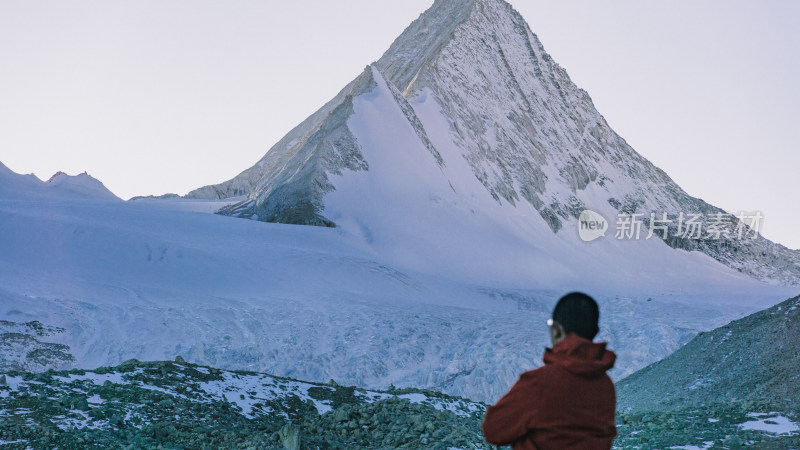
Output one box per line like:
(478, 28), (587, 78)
(670, 441), (715, 450)
(740, 413), (799, 434)
(197, 371), (335, 418)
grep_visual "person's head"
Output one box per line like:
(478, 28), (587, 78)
(548, 292), (599, 346)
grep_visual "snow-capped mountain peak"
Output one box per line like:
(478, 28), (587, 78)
(185, 0), (799, 286)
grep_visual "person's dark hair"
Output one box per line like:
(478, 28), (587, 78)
(552, 292), (599, 340)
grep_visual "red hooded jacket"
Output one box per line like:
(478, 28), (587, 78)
(482, 334), (617, 449)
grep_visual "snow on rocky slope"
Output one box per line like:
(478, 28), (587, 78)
(188, 0), (800, 286)
(0, 359), (489, 448)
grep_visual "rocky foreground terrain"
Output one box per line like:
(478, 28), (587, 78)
(1, 353), (798, 449)
(0, 359), (488, 449)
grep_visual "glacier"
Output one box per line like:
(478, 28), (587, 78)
(0, 162), (795, 403)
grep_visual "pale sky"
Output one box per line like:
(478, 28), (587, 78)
(1, 1), (798, 249)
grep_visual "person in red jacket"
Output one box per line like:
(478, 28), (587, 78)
(482, 292), (617, 449)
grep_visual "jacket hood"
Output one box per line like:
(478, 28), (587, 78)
(543, 333), (616, 377)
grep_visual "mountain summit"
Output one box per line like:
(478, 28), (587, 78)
(187, 0), (799, 286)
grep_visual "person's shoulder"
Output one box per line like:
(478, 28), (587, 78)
(514, 365), (565, 396)
(519, 364), (560, 381)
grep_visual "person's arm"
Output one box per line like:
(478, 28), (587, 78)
(482, 373), (538, 445)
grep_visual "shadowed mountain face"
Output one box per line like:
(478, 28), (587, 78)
(617, 294), (800, 412)
(185, 0), (798, 285)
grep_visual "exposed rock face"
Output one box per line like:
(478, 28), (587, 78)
(185, 0), (799, 285)
(0, 320), (75, 372)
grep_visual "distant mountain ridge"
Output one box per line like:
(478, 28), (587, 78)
(185, 0), (799, 286)
(0, 162), (119, 202)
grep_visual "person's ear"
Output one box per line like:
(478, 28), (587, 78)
(553, 323), (565, 340)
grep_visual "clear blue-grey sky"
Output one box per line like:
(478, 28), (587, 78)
(1, 1), (797, 249)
